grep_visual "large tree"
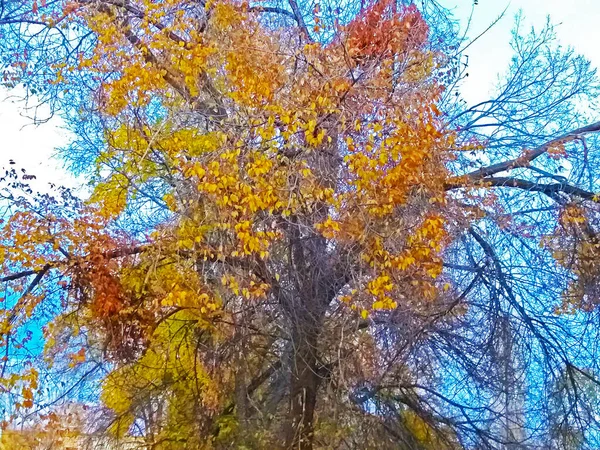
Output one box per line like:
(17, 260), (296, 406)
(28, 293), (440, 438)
(2, 1), (600, 449)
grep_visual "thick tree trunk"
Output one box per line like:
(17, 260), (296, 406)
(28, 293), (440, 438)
(282, 204), (343, 448)
(285, 327), (320, 450)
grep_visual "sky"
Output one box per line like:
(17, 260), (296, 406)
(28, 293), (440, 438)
(441, 0), (600, 104)
(1, 0), (600, 190)
(0, 89), (74, 191)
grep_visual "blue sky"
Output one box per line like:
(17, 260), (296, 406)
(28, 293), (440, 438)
(1, 0), (599, 189)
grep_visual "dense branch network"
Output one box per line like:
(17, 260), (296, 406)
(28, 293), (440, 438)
(2, 1), (600, 449)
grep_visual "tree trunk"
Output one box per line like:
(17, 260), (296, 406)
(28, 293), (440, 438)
(285, 326), (320, 450)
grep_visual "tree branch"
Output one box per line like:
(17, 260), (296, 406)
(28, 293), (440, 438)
(451, 120), (600, 182)
(1, 269), (39, 283)
(248, 6), (296, 20)
(446, 176), (600, 202)
(287, 0), (312, 42)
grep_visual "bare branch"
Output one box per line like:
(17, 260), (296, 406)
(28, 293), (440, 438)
(446, 176), (600, 202)
(452, 120), (600, 182)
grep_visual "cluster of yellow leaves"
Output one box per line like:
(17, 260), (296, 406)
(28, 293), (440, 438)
(544, 204), (600, 313)
(101, 309), (224, 445)
(0, 403), (86, 450)
(401, 410), (460, 450)
(0, 368), (38, 411)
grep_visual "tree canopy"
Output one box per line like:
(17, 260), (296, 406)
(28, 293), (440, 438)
(2, 0), (600, 449)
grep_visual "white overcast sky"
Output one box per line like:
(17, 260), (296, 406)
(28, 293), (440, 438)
(1, 0), (599, 190)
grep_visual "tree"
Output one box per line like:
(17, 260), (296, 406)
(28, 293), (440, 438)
(2, 1), (600, 449)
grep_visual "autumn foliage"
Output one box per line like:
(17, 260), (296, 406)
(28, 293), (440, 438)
(2, 0), (600, 448)
(343, 1), (428, 60)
